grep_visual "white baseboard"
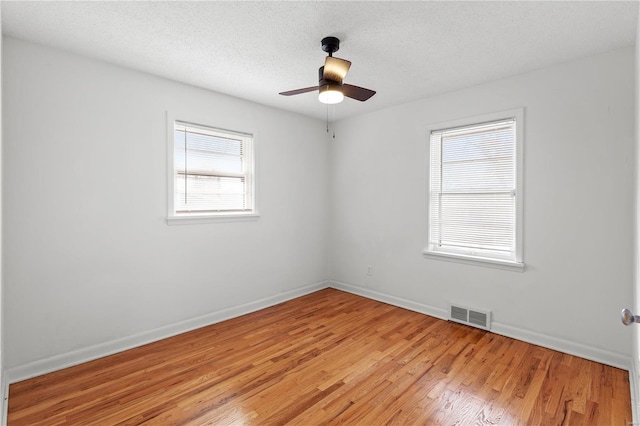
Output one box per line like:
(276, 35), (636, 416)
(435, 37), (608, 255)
(5, 281), (329, 385)
(491, 321), (630, 371)
(329, 280), (631, 370)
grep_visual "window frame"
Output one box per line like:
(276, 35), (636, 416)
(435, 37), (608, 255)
(166, 112), (259, 225)
(423, 108), (525, 272)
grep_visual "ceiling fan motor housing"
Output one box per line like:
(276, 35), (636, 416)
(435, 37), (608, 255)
(318, 66), (341, 87)
(317, 65), (344, 104)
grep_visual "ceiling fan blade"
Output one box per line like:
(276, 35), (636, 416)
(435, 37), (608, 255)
(343, 84), (376, 102)
(279, 86), (319, 96)
(323, 57), (351, 82)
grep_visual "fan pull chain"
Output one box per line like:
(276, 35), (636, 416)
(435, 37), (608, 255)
(332, 105), (336, 138)
(324, 105), (337, 138)
(326, 104), (329, 133)
(325, 104), (336, 138)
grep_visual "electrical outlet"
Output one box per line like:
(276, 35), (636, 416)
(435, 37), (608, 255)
(367, 265), (373, 276)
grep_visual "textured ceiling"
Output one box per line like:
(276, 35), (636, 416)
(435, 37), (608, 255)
(1, 1), (638, 122)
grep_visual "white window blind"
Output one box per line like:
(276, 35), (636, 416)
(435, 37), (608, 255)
(173, 121), (254, 215)
(428, 118), (520, 263)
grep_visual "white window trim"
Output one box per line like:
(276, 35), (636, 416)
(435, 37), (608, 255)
(166, 111), (260, 225)
(422, 250), (525, 272)
(423, 108), (525, 272)
(167, 213), (260, 225)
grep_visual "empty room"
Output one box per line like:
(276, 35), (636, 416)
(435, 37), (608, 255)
(1, 1), (639, 424)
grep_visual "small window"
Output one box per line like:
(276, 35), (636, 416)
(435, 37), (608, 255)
(424, 109), (524, 271)
(168, 120), (257, 224)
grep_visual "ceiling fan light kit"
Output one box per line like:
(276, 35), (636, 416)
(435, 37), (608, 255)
(279, 36), (376, 105)
(318, 83), (344, 104)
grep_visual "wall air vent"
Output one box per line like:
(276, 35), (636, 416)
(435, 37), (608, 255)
(449, 304), (491, 330)
(450, 305), (468, 323)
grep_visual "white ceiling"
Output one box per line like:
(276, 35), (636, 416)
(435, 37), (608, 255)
(1, 1), (638, 122)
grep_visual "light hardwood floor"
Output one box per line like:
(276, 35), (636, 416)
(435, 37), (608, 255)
(8, 288), (631, 425)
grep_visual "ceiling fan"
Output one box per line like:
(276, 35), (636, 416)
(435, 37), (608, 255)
(279, 36), (376, 104)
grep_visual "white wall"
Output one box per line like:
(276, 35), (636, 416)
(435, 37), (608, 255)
(2, 37), (329, 377)
(2, 35), (636, 383)
(330, 47), (636, 368)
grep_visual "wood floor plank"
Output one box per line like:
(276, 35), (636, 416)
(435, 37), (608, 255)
(8, 288), (631, 425)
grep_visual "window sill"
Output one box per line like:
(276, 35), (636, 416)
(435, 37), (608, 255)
(167, 213), (260, 225)
(422, 249), (525, 272)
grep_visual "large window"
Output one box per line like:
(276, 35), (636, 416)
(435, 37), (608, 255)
(424, 109), (524, 271)
(168, 119), (256, 224)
